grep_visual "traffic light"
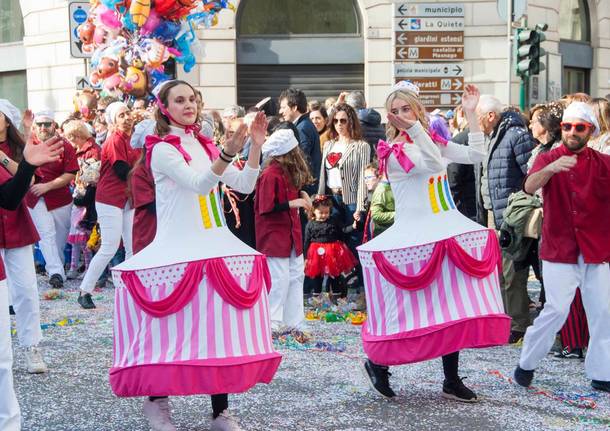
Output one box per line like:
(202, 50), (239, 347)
(515, 24), (547, 77)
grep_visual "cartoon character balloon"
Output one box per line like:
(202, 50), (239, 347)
(78, 0), (235, 99)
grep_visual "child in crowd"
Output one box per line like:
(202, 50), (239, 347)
(255, 128), (313, 330)
(361, 163), (380, 241)
(369, 174), (395, 237)
(63, 120), (101, 279)
(304, 195), (358, 302)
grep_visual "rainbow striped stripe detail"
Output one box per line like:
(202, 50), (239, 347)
(428, 175), (455, 214)
(198, 188), (225, 229)
(428, 178), (440, 213)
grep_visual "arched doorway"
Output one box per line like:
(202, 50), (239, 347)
(559, 0), (592, 94)
(236, 0), (364, 110)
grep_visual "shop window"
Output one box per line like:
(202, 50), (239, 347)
(559, 0), (590, 41)
(0, 71), (27, 112)
(238, 0), (360, 36)
(0, 0), (25, 43)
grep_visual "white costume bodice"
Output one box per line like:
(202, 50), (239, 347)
(359, 122), (487, 252)
(116, 126), (260, 271)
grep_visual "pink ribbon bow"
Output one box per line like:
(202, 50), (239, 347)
(145, 134), (191, 169)
(377, 139), (415, 178)
(184, 123), (221, 161)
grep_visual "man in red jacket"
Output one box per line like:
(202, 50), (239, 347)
(514, 102), (610, 393)
(26, 109), (78, 288)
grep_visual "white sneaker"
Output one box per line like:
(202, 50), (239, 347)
(142, 398), (176, 431)
(210, 411), (243, 431)
(25, 346), (48, 374)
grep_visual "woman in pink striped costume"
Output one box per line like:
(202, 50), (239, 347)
(360, 82), (510, 402)
(110, 80), (281, 431)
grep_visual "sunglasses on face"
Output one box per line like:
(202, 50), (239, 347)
(36, 122), (53, 128)
(560, 122), (592, 133)
(333, 118), (348, 125)
(364, 175), (377, 180)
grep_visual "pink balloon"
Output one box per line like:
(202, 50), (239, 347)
(141, 10), (161, 35)
(99, 7), (122, 30)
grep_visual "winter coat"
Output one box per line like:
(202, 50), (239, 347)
(358, 108), (385, 159)
(482, 111), (535, 229)
(295, 113), (322, 193)
(446, 128), (478, 221)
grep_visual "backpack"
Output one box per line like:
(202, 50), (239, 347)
(499, 191), (542, 261)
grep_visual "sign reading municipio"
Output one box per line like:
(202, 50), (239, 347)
(395, 3), (465, 17)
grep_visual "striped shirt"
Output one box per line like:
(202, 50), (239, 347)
(318, 139), (371, 211)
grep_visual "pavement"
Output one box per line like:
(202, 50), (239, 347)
(10, 276), (610, 431)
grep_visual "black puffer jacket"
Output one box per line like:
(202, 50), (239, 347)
(485, 111), (535, 229)
(358, 108), (385, 159)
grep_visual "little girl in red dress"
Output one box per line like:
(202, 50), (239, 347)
(304, 195), (358, 300)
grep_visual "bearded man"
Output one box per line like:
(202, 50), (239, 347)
(514, 102), (610, 393)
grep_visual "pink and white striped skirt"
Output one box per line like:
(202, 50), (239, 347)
(110, 255), (281, 397)
(358, 229), (510, 366)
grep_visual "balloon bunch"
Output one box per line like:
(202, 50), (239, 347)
(77, 0), (234, 100)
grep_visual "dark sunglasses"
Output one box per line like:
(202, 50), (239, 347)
(560, 122), (592, 133)
(333, 118), (348, 125)
(36, 122), (54, 128)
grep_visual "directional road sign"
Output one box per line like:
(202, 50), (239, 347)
(395, 46), (464, 61)
(418, 93), (463, 107)
(395, 3), (465, 17)
(395, 31), (464, 46)
(395, 63), (464, 78)
(69, 1), (91, 58)
(395, 77), (464, 93)
(394, 17), (464, 32)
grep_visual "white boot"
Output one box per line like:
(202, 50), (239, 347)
(210, 411), (243, 431)
(142, 398), (176, 431)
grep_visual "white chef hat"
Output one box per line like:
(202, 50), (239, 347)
(563, 102), (600, 136)
(130, 118), (156, 149)
(390, 80), (420, 97)
(105, 101), (129, 125)
(34, 108), (55, 123)
(262, 129), (298, 159)
(0, 99), (21, 130)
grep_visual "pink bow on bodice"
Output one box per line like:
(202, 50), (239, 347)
(145, 130), (220, 169)
(145, 135), (191, 169)
(377, 139), (415, 178)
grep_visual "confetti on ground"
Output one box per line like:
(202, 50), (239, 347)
(7, 273), (610, 430)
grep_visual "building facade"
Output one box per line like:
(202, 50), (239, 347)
(3, 0), (609, 119)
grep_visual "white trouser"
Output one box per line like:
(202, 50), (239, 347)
(29, 199), (71, 280)
(267, 248), (305, 329)
(1, 247), (41, 348)
(79, 202), (134, 294)
(520, 256), (610, 381)
(0, 281), (21, 431)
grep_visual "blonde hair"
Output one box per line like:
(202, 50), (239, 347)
(384, 90), (428, 141)
(63, 120), (91, 141)
(591, 97), (610, 135)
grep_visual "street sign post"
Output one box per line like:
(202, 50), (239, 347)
(393, 3), (465, 110)
(395, 46), (463, 61)
(395, 31), (464, 46)
(69, 1), (91, 59)
(395, 63), (463, 78)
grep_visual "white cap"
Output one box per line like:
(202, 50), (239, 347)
(130, 118), (156, 149)
(105, 101), (129, 125)
(0, 99), (21, 130)
(34, 108), (55, 123)
(262, 129), (298, 159)
(563, 101), (600, 136)
(390, 80), (420, 97)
